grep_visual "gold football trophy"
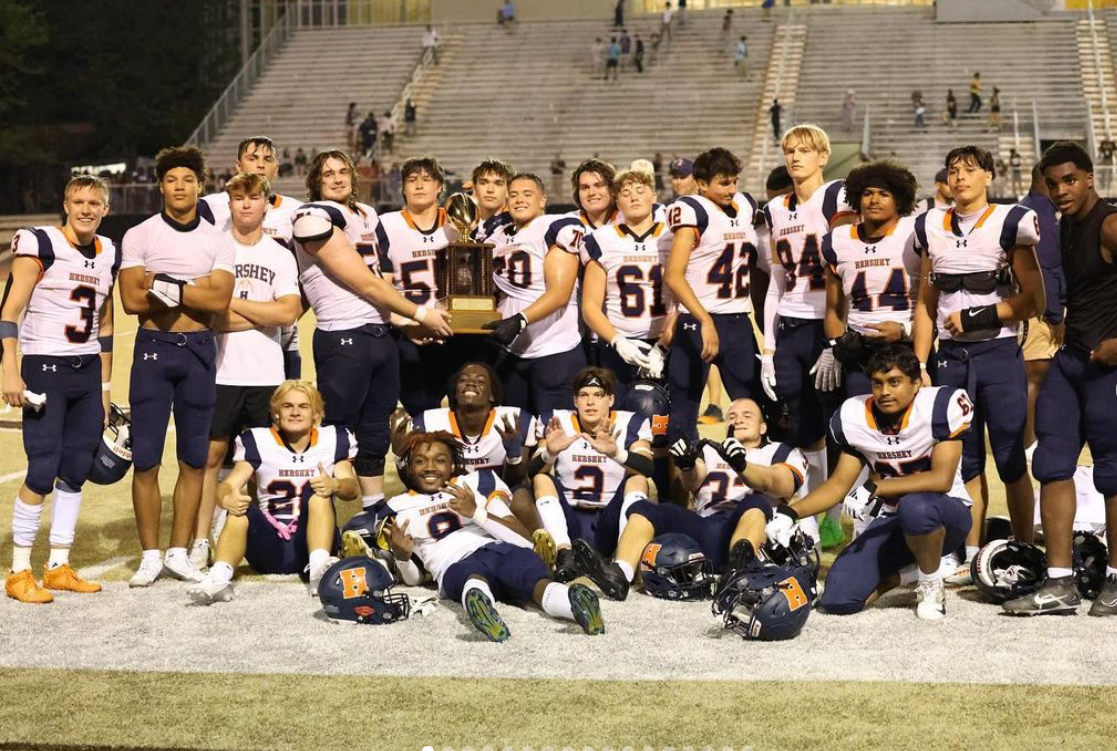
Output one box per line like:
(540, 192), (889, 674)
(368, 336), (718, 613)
(438, 192), (500, 333)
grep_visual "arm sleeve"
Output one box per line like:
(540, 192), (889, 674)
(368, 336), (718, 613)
(763, 263), (785, 351)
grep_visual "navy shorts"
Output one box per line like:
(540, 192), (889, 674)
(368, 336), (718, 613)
(626, 496), (774, 569)
(210, 385), (274, 439)
(1033, 346), (1117, 497)
(496, 344), (586, 413)
(21, 354), (103, 495)
(596, 337), (661, 404)
(396, 335), (455, 415)
(441, 542), (550, 604)
(553, 481), (630, 556)
(129, 329), (217, 472)
(935, 337), (1027, 483)
(820, 493), (971, 615)
(773, 316), (841, 447)
(283, 349), (302, 381)
(313, 324), (398, 477)
(244, 502), (341, 576)
(668, 312), (760, 444)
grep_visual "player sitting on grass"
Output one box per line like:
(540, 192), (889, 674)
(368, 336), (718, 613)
(532, 367), (654, 582)
(575, 398), (805, 600)
(187, 381), (359, 605)
(765, 345), (974, 621)
(385, 431), (604, 642)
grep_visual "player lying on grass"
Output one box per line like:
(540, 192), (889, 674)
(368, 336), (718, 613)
(531, 367), (654, 582)
(187, 381), (359, 605)
(764, 345), (974, 621)
(384, 431), (604, 642)
(575, 398), (805, 601)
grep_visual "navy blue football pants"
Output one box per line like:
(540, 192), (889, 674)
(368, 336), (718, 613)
(626, 496), (774, 570)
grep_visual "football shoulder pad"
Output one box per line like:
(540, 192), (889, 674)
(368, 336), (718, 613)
(293, 204), (342, 244)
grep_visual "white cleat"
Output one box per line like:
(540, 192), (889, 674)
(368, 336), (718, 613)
(129, 555), (165, 588)
(189, 539), (211, 572)
(915, 578), (946, 621)
(307, 556), (340, 597)
(187, 578), (235, 606)
(163, 554), (205, 583)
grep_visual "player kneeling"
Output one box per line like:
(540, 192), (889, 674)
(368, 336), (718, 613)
(187, 381), (359, 604)
(574, 398), (805, 600)
(765, 345), (974, 621)
(385, 432), (603, 642)
(532, 368), (654, 582)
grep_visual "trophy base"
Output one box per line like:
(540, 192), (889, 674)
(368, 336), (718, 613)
(444, 296), (500, 334)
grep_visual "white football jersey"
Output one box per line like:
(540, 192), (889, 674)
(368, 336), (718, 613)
(822, 217), (920, 335)
(376, 208), (453, 309)
(11, 227), (120, 357)
(665, 192), (759, 315)
(294, 200), (386, 330)
(488, 214), (585, 358)
(582, 222), (674, 339)
(569, 207), (623, 232)
(694, 440), (807, 517)
(913, 204), (1040, 343)
(216, 234), (301, 386)
(830, 386), (974, 509)
(120, 212), (236, 282)
(234, 424), (357, 531)
(473, 211), (512, 243)
(386, 470), (529, 587)
(538, 409), (652, 508)
(765, 180), (855, 318)
(412, 406), (538, 472)
(200, 193), (304, 245)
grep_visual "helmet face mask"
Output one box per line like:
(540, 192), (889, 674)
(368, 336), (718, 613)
(1073, 531), (1108, 599)
(971, 539), (1047, 603)
(319, 557), (411, 625)
(715, 565), (812, 641)
(88, 403), (133, 485)
(640, 533), (715, 600)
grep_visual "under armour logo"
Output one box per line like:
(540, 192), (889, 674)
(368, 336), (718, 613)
(340, 338), (353, 346)
(83, 260), (95, 269)
(683, 322), (698, 330)
(422, 235), (435, 243)
(789, 212), (798, 221)
(729, 219), (739, 228)
(42, 364), (57, 372)
(292, 455), (305, 463)
(144, 353), (158, 361)
(955, 239), (967, 248)
(635, 244), (646, 252)
(863, 247), (877, 254)
(885, 436), (902, 446)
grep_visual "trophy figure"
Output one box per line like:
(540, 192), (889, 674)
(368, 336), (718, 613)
(437, 193), (500, 333)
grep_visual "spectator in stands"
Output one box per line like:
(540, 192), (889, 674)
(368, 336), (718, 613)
(614, 0), (625, 29)
(619, 29), (632, 71)
(605, 37), (620, 81)
(550, 154), (567, 197)
(346, 102), (359, 127)
(1009, 148), (1023, 196)
(650, 31), (662, 63)
(1099, 137), (1116, 194)
(358, 112), (378, 156)
(946, 89), (958, 127)
(652, 152), (664, 192)
(404, 99), (417, 137)
(721, 9), (733, 41)
(968, 72), (982, 113)
(279, 149), (293, 178)
(422, 24), (441, 64)
(387, 162), (403, 204)
(634, 34), (645, 73)
(294, 148), (308, 176)
(501, 1), (515, 26)
(841, 89), (856, 131)
(763, 0), (775, 22)
(914, 101), (926, 129)
(993, 156), (1009, 198)
(677, 0), (687, 27)
(989, 87), (1002, 132)
(661, 2), (674, 42)
(769, 98), (781, 143)
(381, 110), (397, 154)
(592, 37), (606, 77)
(668, 157), (694, 199)
(735, 36), (748, 77)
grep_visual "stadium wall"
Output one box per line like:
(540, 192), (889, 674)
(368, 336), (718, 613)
(936, 0), (1048, 21)
(430, 0), (615, 23)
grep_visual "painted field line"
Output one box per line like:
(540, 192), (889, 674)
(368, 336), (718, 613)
(0, 469), (26, 485)
(78, 556), (133, 579)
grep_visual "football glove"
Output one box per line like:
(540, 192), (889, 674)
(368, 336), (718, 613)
(640, 343), (667, 380)
(669, 437), (702, 470)
(810, 347), (841, 392)
(760, 353), (778, 401)
(482, 313), (527, 346)
(611, 335), (653, 368)
(148, 273), (186, 308)
(764, 504), (798, 549)
(716, 437), (748, 474)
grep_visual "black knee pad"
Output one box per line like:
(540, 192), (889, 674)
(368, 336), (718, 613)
(354, 453), (385, 477)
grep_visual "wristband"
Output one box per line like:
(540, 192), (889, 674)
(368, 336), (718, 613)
(614, 447), (629, 466)
(0, 321), (19, 339)
(776, 503), (799, 522)
(471, 505), (489, 525)
(761, 353), (774, 365)
(505, 455), (523, 466)
(918, 362), (928, 371)
(540, 446), (554, 464)
(98, 335), (113, 352)
(959, 304), (1001, 333)
(413, 305), (428, 324)
(101, 383), (112, 392)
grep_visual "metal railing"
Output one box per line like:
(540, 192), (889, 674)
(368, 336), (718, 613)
(1032, 99), (1042, 161)
(1087, 1), (1113, 139)
(380, 44), (435, 159)
(186, 9), (295, 149)
(860, 103), (871, 159)
(754, 10), (801, 189)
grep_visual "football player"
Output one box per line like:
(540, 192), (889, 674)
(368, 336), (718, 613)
(574, 397), (805, 600)
(571, 158), (620, 230)
(582, 168), (676, 397)
(187, 381), (358, 604)
(199, 135), (305, 380)
(483, 173), (586, 412)
(664, 147), (762, 453)
(912, 145), (1044, 569)
(193, 173), (302, 570)
(119, 147), (236, 587)
(470, 158), (514, 241)
(385, 431), (604, 641)
(913, 168), (953, 217)
(763, 124), (858, 548)
(1006, 142), (1117, 615)
(292, 150), (451, 515)
(377, 156), (459, 414)
(532, 368), (653, 581)
(1, 176), (119, 603)
(822, 161), (921, 397)
(765, 345), (974, 621)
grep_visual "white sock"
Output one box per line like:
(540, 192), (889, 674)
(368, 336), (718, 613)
(535, 495), (570, 547)
(142, 549), (162, 563)
(617, 559), (635, 582)
(541, 581), (575, 620)
(461, 578), (494, 609)
(48, 488), (82, 547)
(803, 447), (828, 497)
(898, 564), (919, 586)
(1048, 566), (1073, 579)
(48, 548), (69, 569)
(1108, 566), (1117, 579)
(166, 547), (187, 561)
(917, 567), (941, 584)
(965, 545), (979, 562)
(618, 492), (646, 540)
(362, 493), (384, 511)
(12, 497), (43, 548)
(308, 548), (329, 571)
(209, 561), (234, 583)
(11, 546), (32, 573)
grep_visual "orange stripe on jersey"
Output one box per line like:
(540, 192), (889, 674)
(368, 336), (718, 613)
(778, 462), (805, 485)
(270, 427), (285, 447)
(272, 195), (284, 208)
(949, 424), (970, 439)
(973, 205), (996, 230)
(481, 409), (497, 437)
(864, 400), (878, 431)
(849, 224), (859, 240)
(448, 412), (464, 439)
(614, 225), (627, 239)
(309, 428), (319, 447)
(571, 414), (581, 434)
(652, 222), (665, 237)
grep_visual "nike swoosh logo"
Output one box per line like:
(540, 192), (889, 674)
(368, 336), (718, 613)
(1034, 594), (1072, 606)
(965, 309), (979, 318)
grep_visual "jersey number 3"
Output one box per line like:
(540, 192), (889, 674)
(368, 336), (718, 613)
(65, 286), (97, 344)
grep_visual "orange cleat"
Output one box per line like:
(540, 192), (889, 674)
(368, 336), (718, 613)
(43, 563), (102, 594)
(5, 569), (54, 604)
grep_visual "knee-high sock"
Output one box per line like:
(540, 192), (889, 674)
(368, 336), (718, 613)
(541, 581), (575, 620)
(618, 492), (647, 541)
(461, 578), (495, 609)
(535, 495), (570, 547)
(48, 488), (82, 550)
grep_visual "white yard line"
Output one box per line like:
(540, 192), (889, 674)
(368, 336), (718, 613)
(0, 469), (26, 485)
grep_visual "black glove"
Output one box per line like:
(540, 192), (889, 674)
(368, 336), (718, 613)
(482, 313), (527, 346)
(774, 503), (799, 522)
(669, 438), (701, 470)
(832, 330), (867, 370)
(716, 437), (749, 474)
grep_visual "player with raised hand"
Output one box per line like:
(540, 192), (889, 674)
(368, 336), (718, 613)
(292, 150), (451, 516)
(912, 146), (1044, 573)
(582, 168), (676, 397)
(385, 431), (604, 642)
(664, 147), (762, 457)
(192, 172), (302, 571)
(764, 346), (974, 621)
(469, 158), (514, 241)
(483, 173), (586, 412)
(763, 124), (858, 547)
(570, 158), (620, 231)
(1006, 142), (1117, 616)
(531, 368), (654, 581)
(1, 176), (119, 603)
(822, 161), (921, 397)
(187, 381), (359, 605)
(118, 146), (236, 588)
(575, 397), (805, 601)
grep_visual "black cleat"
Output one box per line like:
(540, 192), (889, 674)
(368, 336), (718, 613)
(1003, 575), (1081, 616)
(715, 539), (757, 599)
(554, 548), (579, 583)
(572, 539), (629, 601)
(1089, 574), (1117, 617)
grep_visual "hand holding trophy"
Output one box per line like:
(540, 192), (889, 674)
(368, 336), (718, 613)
(438, 193), (500, 333)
